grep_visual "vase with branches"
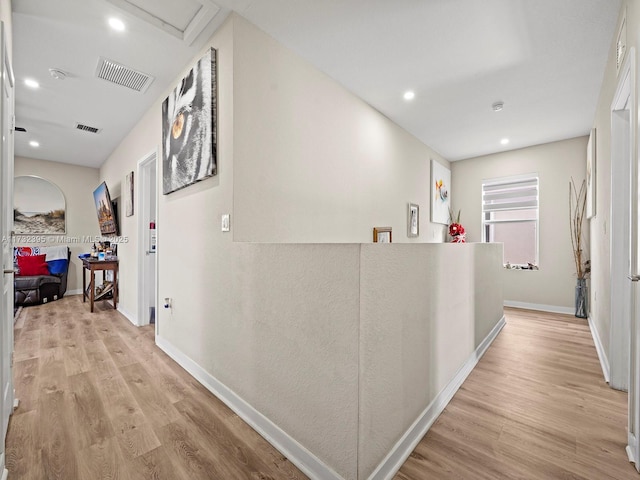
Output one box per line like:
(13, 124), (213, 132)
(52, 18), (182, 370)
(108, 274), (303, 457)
(570, 178), (590, 318)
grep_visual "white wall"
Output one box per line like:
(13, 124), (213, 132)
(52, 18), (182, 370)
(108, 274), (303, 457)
(232, 15), (449, 244)
(451, 137), (587, 310)
(14, 156), (99, 294)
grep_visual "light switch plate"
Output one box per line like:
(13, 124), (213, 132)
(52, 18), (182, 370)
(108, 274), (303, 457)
(221, 214), (230, 232)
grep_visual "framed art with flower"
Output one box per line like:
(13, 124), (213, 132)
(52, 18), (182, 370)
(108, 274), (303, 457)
(431, 160), (451, 224)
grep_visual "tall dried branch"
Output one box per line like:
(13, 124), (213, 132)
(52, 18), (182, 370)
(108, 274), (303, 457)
(569, 178), (589, 279)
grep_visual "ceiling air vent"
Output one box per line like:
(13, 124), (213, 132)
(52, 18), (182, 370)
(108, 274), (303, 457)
(76, 123), (101, 134)
(95, 57), (154, 93)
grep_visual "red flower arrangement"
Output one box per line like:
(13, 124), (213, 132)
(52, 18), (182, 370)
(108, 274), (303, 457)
(448, 208), (466, 243)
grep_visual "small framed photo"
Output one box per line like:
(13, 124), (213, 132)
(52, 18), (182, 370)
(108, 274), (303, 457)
(408, 203), (419, 237)
(373, 227), (392, 243)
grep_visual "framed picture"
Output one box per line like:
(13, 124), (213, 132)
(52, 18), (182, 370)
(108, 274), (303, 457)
(431, 160), (451, 224)
(408, 203), (419, 237)
(14, 176), (66, 234)
(373, 227), (392, 243)
(124, 171), (134, 217)
(162, 47), (217, 194)
(587, 128), (596, 219)
(93, 182), (119, 236)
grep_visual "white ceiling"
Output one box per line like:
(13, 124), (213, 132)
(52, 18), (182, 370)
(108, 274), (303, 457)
(12, 0), (621, 167)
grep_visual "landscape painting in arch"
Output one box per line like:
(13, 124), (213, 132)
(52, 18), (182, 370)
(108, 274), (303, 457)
(431, 160), (451, 224)
(14, 175), (66, 234)
(162, 47), (217, 194)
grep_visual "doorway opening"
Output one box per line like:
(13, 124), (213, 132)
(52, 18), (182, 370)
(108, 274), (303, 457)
(137, 150), (158, 336)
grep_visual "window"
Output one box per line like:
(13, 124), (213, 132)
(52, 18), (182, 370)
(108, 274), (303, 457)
(482, 174), (539, 266)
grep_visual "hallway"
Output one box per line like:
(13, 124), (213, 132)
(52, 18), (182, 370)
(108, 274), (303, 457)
(397, 308), (637, 479)
(5, 299), (638, 479)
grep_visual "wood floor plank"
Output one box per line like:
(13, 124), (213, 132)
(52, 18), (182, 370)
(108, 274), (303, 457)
(83, 339), (120, 381)
(67, 371), (115, 451)
(128, 446), (183, 480)
(89, 368), (161, 460)
(5, 410), (45, 480)
(141, 354), (193, 404)
(12, 358), (39, 415)
(119, 362), (181, 429)
(14, 328), (40, 363)
(156, 419), (234, 480)
(102, 334), (138, 368)
(37, 389), (78, 479)
(174, 394), (301, 479)
(62, 340), (92, 376)
(76, 437), (133, 480)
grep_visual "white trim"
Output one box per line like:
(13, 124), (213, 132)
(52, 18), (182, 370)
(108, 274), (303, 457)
(136, 149), (159, 334)
(367, 316), (506, 480)
(155, 336), (343, 480)
(504, 300), (573, 315)
(66, 289), (82, 296)
(118, 307), (138, 327)
(588, 315), (611, 383)
(628, 431), (637, 465)
(0, 453), (6, 480)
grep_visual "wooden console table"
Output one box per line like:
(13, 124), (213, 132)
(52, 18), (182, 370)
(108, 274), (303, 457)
(82, 257), (119, 312)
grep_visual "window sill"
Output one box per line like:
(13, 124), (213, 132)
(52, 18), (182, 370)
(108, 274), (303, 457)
(504, 264), (539, 271)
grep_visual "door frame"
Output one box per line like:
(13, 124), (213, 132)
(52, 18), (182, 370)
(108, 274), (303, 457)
(0, 20), (13, 480)
(610, 51), (633, 392)
(136, 148), (159, 332)
(611, 47), (640, 468)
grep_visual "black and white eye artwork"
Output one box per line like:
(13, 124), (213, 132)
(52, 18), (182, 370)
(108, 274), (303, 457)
(162, 48), (217, 194)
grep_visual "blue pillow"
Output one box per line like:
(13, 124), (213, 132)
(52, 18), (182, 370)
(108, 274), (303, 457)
(47, 259), (68, 275)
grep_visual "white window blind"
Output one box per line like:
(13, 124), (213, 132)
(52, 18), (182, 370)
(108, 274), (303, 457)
(482, 174), (539, 266)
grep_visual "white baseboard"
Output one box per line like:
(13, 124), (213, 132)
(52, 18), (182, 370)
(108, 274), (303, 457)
(66, 289), (82, 296)
(0, 452), (6, 480)
(628, 432), (637, 465)
(118, 307), (138, 326)
(588, 315), (611, 383)
(155, 336), (342, 480)
(367, 315), (507, 480)
(504, 300), (573, 315)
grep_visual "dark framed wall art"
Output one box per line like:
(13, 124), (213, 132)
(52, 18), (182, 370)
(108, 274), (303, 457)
(162, 47), (217, 194)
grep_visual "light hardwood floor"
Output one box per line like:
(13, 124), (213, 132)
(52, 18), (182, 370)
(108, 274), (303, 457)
(7, 295), (306, 480)
(7, 299), (638, 479)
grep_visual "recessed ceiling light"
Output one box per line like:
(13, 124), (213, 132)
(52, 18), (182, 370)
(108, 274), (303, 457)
(24, 78), (39, 89)
(492, 101), (504, 112)
(108, 17), (125, 31)
(49, 68), (67, 80)
(403, 91), (415, 101)
(29, 140), (40, 148)
(500, 138), (509, 145)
